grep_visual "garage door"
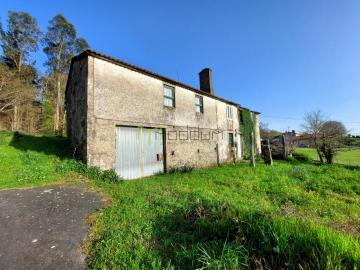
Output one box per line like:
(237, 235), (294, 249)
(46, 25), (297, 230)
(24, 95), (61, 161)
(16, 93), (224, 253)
(115, 126), (164, 179)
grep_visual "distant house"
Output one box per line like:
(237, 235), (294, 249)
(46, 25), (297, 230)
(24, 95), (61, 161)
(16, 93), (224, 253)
(65, 50), (261, 179)
(294, 133), (317, 147)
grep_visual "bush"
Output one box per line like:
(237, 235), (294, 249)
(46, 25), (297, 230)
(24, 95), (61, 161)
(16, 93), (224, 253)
(101, 169), (121, 183)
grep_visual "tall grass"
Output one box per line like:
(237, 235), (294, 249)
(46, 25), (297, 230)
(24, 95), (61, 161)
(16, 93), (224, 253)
(87, 162), (360, 269)
(0, 131), (120, 189)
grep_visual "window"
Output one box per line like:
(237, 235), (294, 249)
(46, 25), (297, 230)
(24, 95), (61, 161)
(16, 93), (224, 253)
(195, 95), (203, 113)
(228, 132), (234, 147)
(164, 85), (175, 107)
(226, 105), (233, 119)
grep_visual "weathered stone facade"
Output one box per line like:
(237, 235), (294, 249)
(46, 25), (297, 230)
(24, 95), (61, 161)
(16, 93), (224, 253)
(66, 50), (261, 177)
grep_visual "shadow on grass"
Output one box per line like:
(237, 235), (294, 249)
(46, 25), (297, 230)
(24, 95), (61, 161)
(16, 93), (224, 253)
(151, 195), (360, 270)
(9, 132), (71, 159)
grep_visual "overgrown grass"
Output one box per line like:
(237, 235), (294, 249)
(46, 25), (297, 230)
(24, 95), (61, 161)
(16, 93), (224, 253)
(0, 131), (69, 189)
(88, 162), (360, 269)
(1, 131), (360, 269)
(0, 131), (120, 189)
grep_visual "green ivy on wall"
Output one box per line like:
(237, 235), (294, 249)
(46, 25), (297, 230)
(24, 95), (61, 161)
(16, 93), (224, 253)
(240, 109), (255, 159)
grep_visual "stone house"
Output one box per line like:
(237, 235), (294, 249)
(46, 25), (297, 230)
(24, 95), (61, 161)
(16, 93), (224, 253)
(65, 50), (261, 179)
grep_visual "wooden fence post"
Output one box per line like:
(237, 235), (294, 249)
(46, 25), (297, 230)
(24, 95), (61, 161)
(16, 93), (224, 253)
(261, 139), (273, 165)
(282, 134), (287, 159)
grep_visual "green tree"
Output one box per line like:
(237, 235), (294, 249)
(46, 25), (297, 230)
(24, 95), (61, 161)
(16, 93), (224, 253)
(0, 11), (41, 71)
(42, 14), (89, 133)
(0, 12), (40, 131)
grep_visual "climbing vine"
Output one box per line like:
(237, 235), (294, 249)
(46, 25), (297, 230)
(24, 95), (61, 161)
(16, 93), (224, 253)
(240, 109), (255, 159)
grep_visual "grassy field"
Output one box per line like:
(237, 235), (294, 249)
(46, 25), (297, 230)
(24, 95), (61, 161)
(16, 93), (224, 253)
(296, 147), (360, 166)
(1, 131), (360, 269)
(0, 131), (72, 189)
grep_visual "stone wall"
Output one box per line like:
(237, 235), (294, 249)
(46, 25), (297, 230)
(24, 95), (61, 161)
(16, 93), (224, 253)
(67, 54), (261, 172)
(85, 56), (241, 170)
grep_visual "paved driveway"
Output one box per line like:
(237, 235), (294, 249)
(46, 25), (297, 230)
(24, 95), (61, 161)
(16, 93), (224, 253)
(0, 185), (103, 270)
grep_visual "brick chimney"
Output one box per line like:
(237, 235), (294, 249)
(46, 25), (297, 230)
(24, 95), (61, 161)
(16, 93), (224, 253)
(199, 68), (214, 95)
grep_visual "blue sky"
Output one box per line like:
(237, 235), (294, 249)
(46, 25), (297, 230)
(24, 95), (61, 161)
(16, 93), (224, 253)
(1, 0), (360, 134)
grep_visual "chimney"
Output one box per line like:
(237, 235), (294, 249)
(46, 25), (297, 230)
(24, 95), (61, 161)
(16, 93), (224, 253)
(199, 68), (214, 95)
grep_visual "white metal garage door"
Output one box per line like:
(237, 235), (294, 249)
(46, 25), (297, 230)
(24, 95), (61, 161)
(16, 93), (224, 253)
(115, 126), (164, 179)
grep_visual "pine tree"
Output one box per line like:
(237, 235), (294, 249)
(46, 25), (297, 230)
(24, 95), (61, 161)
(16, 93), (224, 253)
(42, 14), (89, 133)
(0, 11), (41, 71)
(0, 11), (40, 131)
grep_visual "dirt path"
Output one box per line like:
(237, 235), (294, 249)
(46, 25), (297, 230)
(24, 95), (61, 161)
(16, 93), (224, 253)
(0, 185), (103, 270)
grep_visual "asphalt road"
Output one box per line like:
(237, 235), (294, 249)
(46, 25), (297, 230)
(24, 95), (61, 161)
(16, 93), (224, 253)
(0, 185), (103, 270)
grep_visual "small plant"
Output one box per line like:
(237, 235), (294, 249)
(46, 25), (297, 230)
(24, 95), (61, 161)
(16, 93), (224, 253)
(168, 165), (194, 174)
(289, 166), (309, 181)
(101, 169), (122, 183)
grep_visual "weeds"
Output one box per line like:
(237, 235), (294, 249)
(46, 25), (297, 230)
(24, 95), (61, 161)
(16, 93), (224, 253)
(55, 159), (122, 183)
(168, 165), (194, 174)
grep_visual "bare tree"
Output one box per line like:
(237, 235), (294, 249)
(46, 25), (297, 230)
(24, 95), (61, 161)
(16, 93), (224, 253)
(0, 64), (36, 130)
(301, 110), (326, 163)
(318, 121), (347, 164)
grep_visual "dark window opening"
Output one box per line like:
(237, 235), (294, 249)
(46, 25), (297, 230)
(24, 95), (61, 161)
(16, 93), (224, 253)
(228, 133), (234, 147)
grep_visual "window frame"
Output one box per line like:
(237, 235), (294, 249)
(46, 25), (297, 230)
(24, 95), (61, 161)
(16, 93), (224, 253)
(226, 105), (233, 120)
(195, 95), (204, 113)
(163, 84), (175, 108)
(228, 132), (234, 147)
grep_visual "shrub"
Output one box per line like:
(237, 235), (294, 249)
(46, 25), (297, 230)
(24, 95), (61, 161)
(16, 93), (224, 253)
(101, 169), (121, 183)
(292, 152), (312, 162)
